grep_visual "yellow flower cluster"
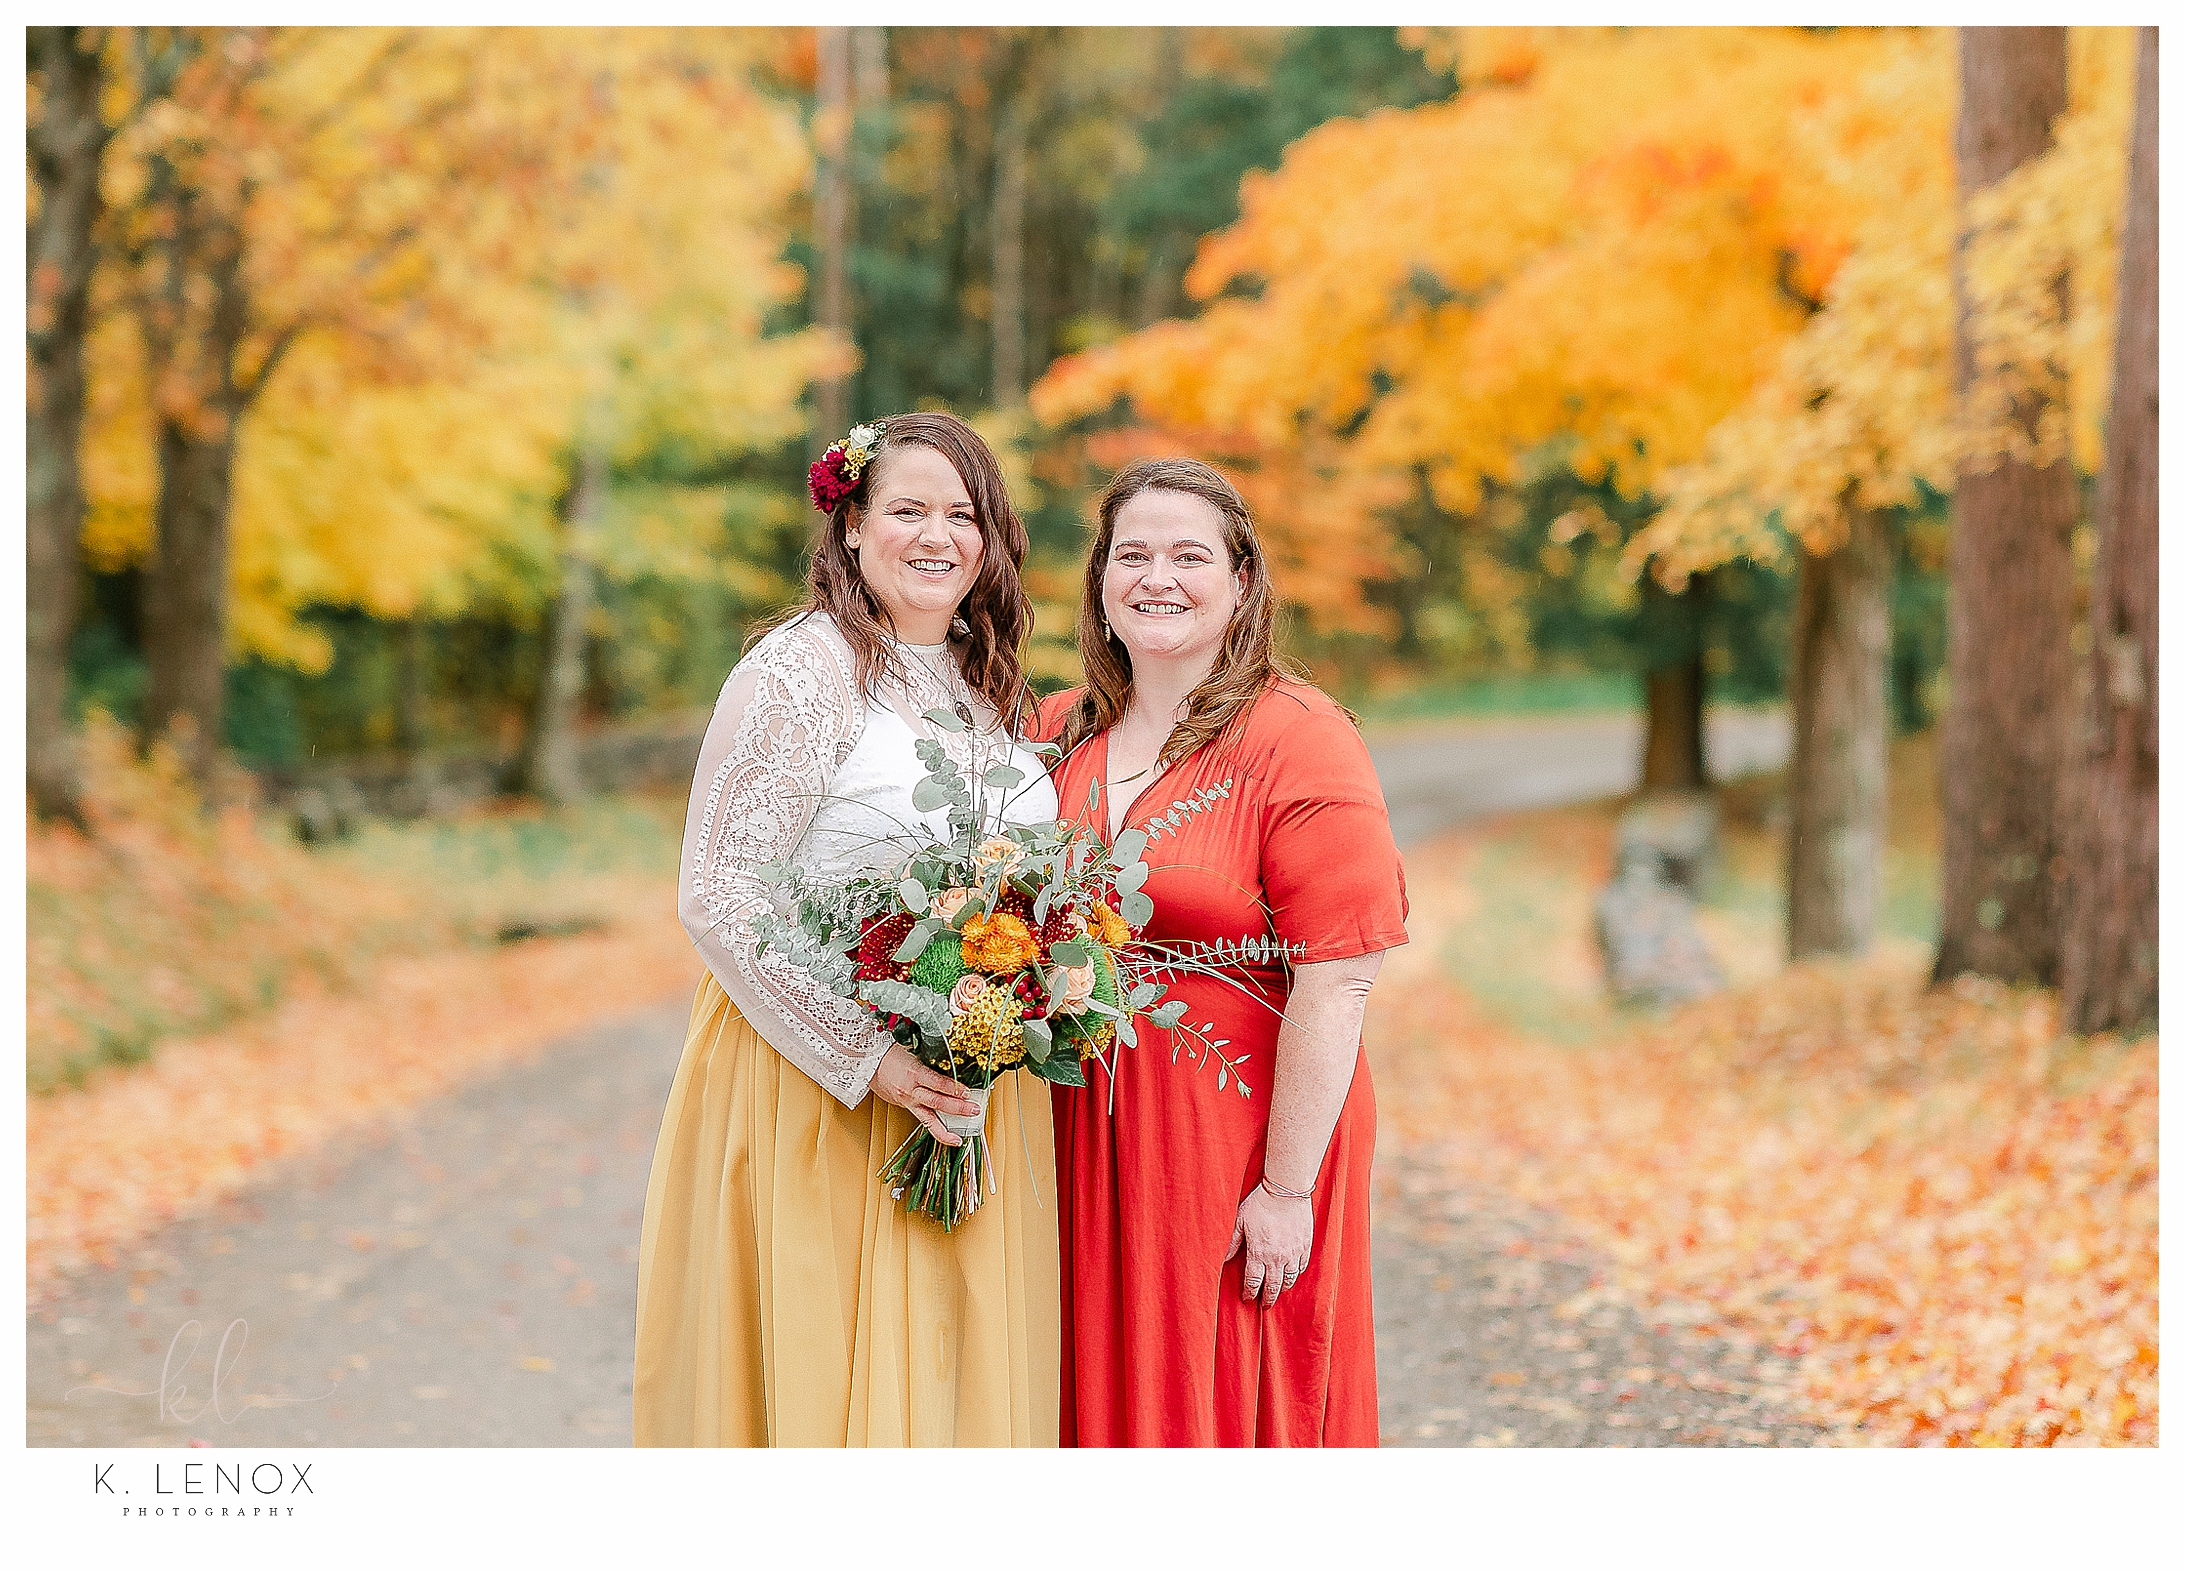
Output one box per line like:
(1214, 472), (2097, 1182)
(1074, 1020), (1117, 1063)
(948, 988), (1026, 1072)
(960, 912), (1038, 973)
(1088, 903), (1133, 948)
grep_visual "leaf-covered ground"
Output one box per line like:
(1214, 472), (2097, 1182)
(26, 731), (701, 1299)
(29, 729), (2155, 1445)
(1369, 752), (2156, 1446)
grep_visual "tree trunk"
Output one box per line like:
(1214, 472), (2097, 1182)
(139, 182), (251, 803)
(394, 617), (427, 758)
(1638, 573), (1709, 793)
(813, 25), (852, 442)
(850, 25), (887, 107)
(2061, 28), (2157, 1036)
(1785, 509), (1893, 959)
(1934, 27), (2075, 986)
(514, 445), (606, 806)
(141, 415), (238, 796)
(990, 88), (1028, 406)
(26, 25), (110, 828)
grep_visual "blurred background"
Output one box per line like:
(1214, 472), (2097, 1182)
(26, 26), (2155, 1449)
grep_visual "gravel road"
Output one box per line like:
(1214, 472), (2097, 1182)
(29, 707), (1793, 1448)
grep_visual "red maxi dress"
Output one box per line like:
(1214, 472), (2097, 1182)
(1036, 681), (1409, 1447)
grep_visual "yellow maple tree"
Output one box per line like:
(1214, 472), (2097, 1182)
(79, 27), (840, 674)
(1636, 27), (2137, 584)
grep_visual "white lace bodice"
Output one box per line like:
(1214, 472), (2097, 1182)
(679, 610), (1059, 1105)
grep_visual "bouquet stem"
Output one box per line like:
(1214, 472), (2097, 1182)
(880, 1126), (987, 1231)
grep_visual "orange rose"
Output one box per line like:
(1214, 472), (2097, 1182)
(960, 911), (1038, 973)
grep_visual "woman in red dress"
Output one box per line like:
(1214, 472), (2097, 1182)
(1036, 458), (1408, 1447)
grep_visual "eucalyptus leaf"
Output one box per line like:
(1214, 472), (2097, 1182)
(892, 919), (940, 963)
(911, 776), (953, 813)
(1120, 889), (1154, 928)
(1147, 1001), (1187, 1027)
(1115, 861), (1149, 896)
(1128, 981), (1161, 1008)
(899, 877), (929, 913)
(1021, 1015), (1053, 1064)
(923, 705), (966, 733)
(1112, 827), (1148, 867)
(855, 978), (951, 1038)
(1116, 1015), (1138, 1048)
(1046, 940), (1091, 969)
(983, 764), (1025, 789)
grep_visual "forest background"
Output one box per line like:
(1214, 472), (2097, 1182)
(24, 25), (2158, 1445)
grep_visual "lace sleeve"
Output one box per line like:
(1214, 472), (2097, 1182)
(678, 616), (889, 1106)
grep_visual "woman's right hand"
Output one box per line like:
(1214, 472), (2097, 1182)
(869, 1043), (981, 1147)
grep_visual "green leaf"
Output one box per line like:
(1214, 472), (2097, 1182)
(855, 978), (952, 1038)
(1021, 1015), (1053, 1065)
(1128, 981), (1160, 1008)
(1147, 1001), (1187, 1028)
(911, 776), (953, 813)
(1116, 1015), (1138, 1048)
(1120, 889), (1154, 928)
(983, 764), (1025, 789)
(899, 877), (929, 913)
(923, 706), (966, 733)
(1115, 860), (1149, 897)
(1046, 939), (1091, 969)
(1039, 1047), (1087, 1088)
(892, 918), (940, 963)
(1111, 828), (1148, 867)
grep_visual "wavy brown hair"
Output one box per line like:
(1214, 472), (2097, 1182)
(1054, 457), (1307, 767)
(754, 410), (1034, 731)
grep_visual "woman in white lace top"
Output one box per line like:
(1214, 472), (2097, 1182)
(634, 412), (1062, 1446)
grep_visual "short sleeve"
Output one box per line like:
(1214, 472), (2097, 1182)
(1258, 706), (1409, 964)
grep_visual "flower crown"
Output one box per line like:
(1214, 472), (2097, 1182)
(808, 421), (885, 514)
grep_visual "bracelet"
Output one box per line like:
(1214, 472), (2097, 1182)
(1260, 1175), (1314, 1201)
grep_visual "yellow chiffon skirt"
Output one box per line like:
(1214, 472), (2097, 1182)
(633, 975), (1059, 1446)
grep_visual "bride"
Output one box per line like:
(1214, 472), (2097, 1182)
(634, 411), (1060, 1446)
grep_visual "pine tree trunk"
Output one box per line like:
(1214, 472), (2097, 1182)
(1785, 508), (1893, 959)
(990, 90), (1028, 406)
(515, 446), (606, 806)
(2061, 28), (2158, 1036)
(1934, 27), (2075, 986)
(1639, 573), (1709, 793)
(814, 25), (853, 441)
(26, 26), (109, 828)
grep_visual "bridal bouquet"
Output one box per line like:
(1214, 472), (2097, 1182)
(751, 707), (1208, 1229)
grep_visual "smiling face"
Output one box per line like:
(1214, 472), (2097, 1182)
(846, 443), (987, 644)
(1099, 489), (1248, 673)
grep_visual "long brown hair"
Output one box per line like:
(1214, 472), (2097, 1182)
(755, 410), (1033, 730)
(1055, 457), (1306, 766)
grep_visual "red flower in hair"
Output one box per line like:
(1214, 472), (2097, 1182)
(808, 448), (858, 514)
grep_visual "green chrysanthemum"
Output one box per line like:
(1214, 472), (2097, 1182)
(906, 929), (968, 994)
(1089, 945), (1120, 1010)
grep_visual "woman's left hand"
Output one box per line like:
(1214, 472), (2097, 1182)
(1225, 1183), (1314, 1307)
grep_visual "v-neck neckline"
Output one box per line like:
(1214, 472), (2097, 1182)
(1097, 728), (1188, 844)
